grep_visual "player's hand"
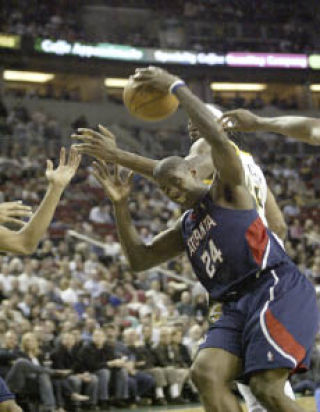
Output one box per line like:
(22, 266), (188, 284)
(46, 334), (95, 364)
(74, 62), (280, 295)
(71, 125), (118, 162)
(46, 147), (82, 189)
(220, 109), (260, 132)
(91, 161), (134, 204)
(133, 66), (180, 93)
(0, 201), (32, 227)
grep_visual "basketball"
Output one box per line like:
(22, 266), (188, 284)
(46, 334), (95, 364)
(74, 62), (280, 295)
(123, 77), (179, 121)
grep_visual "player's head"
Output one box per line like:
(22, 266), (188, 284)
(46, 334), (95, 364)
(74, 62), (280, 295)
(153, 156), (207, 207)
(188, 104), (223, 143)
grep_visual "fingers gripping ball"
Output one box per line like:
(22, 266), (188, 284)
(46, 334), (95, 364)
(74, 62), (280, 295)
(123, 78), (179, 122)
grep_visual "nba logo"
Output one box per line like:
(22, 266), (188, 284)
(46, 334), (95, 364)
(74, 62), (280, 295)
(267, 351), (274, 362)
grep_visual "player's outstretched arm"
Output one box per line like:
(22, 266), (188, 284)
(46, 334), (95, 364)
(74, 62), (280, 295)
(0, 147), (81, 255)
(73, 125), (214, 181)
(265, 186), (287, 240)
(72, 125), (157, 180)
(91, 161), (185, 271)
(134, 67), (244, 187)
(221, 109), (320, 145)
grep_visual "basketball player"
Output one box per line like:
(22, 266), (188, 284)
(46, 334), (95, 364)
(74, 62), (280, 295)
(72, 99), (290, 412)
(71, 119), (286, 243)
(220, 108), (320, 145)
(0, 146), (81, 412)
(72, 104), (295, 412)
(77, 67), (318, 412)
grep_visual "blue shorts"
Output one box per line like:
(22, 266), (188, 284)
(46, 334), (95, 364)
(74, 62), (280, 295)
(0, 377), (14, 402)
(200, 265), (319, 379)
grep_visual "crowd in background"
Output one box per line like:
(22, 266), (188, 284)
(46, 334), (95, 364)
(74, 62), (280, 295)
(0, 93), (319, 410)
(0, 0), (84, 43)
(0, 0), (318, 53)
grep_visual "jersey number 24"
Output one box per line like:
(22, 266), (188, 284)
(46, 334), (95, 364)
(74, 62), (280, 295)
(201, 239), (223, 278)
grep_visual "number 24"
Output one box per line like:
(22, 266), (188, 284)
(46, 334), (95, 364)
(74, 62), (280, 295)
(201, 239), (223, 278)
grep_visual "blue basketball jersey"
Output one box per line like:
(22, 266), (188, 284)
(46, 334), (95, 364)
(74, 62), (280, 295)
(181, 191), (291, 301)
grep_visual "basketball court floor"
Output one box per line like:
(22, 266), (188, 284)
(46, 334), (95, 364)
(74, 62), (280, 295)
(114, 396), (316, 411)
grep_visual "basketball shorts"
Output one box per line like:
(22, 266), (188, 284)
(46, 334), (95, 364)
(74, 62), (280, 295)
(0, 377), (15, 402)
(199, 265), (319, 380)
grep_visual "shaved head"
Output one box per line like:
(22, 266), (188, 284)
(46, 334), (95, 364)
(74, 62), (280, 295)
(153, 156), (189, 180)
(153, 156), (208, 207)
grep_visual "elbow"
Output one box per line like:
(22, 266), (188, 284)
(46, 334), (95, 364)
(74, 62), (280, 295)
(124, 244), (154, 272)
(126, 254), (153, 272)
(17, 236), (38, 256)
(19, 243), (37, 256)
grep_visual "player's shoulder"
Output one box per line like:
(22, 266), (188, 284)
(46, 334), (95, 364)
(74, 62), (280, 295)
(189, 138), (210, 155)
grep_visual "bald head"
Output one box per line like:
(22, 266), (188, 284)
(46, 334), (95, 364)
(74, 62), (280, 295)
(153, 156), (189, 180)
(153, 155), (208, 207)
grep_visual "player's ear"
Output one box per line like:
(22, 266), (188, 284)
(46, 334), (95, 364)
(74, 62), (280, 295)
(190, 169), (197, 178)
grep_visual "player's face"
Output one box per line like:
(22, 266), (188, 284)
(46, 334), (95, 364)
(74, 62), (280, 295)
(157, 170), (199, 207)
(188, 119), (201, 143)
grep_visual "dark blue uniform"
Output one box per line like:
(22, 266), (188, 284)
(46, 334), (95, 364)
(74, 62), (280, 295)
(181, 192), (319, 378)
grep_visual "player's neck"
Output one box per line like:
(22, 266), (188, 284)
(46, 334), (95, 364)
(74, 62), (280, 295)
(188, 186), (210, 208)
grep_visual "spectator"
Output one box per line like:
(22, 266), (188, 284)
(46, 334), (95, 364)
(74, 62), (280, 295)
(50, 332), (93, 408)
(176, 291), (194, 316)
(122, 328), (155, 405)
(89, 204), (113, 224)
(5, 333), (59, 412)
(153, 327), (188, 404)
(75, 329), (111, 409)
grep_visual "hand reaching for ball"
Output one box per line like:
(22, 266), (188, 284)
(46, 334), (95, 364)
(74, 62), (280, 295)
(123, 66), (180, 121)
(133, 66), (180, 93)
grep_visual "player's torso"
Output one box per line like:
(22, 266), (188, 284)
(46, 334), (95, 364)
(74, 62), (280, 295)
(181, 193), (288, 301)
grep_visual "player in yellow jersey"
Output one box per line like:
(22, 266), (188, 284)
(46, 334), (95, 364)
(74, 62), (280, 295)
(220, 108), (320, 146)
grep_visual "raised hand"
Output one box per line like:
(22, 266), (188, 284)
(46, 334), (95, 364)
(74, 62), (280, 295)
(46, 146), (82, 189)
(220, 109), (260, 132)
(71, 124), (118, 162)
(0, 201), (32, 227)
(91, 161), (134, 204)
(133, 66), (180, 93)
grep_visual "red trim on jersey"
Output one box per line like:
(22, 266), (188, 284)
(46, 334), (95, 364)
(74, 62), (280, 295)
(245, 217), (268, 265)
(265, 308), (306, 364)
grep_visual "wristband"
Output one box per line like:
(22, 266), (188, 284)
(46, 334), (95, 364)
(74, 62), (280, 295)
(169, 80), (186, 94)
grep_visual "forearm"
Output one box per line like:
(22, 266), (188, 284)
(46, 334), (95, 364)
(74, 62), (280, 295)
(257, 116), (320, 145)
(175, 86), (226, 146)
(113, 200), (149, 271)
(114, 149), (158, 180)
(174, 85), (243, 183)
(19, 183), (64, 253)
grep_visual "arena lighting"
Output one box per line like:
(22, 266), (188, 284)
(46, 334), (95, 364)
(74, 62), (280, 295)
(3, 70), (55, 83)
(210, 83), (267, 92)
(104, 78), (128, 88)
(310, 84), (320, 92)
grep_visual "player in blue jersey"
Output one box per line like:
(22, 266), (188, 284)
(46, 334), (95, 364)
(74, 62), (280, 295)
(0, 147), (81, 412)
(73, 102), (293, 411)
(77, 67), (318, 412)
